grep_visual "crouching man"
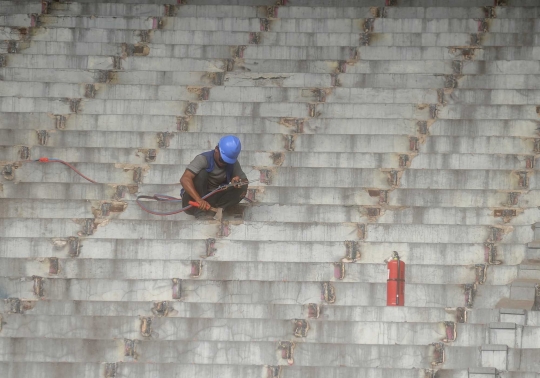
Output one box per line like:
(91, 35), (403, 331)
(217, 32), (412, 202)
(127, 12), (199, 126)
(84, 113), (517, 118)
(180, 135), (248, 216)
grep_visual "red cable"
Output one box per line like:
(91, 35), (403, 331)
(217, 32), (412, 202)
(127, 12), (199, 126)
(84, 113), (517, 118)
(38, 158), (97, 184)
(30, 158), (247, 216)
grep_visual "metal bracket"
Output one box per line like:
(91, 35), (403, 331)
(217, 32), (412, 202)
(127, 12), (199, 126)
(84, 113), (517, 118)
(164, 4), (177, 16)
(19, 146), (30, 160)
(484, 243), (502, 265)
(68, 237), (81, 257)
(430, 342), (445, 366)
(152, 301), (172, 317)
(33, 276), (44, 298)
(260, 18), (270, 32)
(157, 132), (173, 148)
(176, 116), (190, 131)
(191, 260), (202, 278)
(456, 307), (467, 323)
(266, 366), (281, 378)
(322, 282), (336, 304)
(464, 283), (476, 308)
(359, 33), (370, 46)
(140, 316), (152, 337)
(333, 262), (345, 280)
(49, 257), (59, 275)
(260, 169), (273, 185)
(278, 341), (295, 364)
(344, 240), (360, 262)
(205, 238), (217, 257)
(307, 303), (320, 319)
(124, 339), (137, 358)
(443, 321), (457, 342)
(104, 362), (117, 378)
(36, 130), (49, 146)
(249, 32), (261, 44)
(399, 154), (410, 168)
(308, 103), (319, 118)
(293, 319), (309, 337)
(68, 98), (81, 113)
(284, 135), (295, 151)
(363, 18), (375, 33)
(185, 102), (198, 116)
(172, 278), (182, 299)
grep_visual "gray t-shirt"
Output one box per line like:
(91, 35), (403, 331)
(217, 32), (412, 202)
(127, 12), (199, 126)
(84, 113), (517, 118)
(186, 154), (247, 191)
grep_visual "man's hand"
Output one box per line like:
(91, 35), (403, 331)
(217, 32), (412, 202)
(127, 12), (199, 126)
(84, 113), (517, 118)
(181, 169), (210, 211)
(196, 199), (211, 211)
(231, 176), (246, 189)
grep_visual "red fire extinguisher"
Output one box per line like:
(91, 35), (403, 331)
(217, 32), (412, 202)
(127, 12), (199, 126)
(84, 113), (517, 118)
(387, 251), (405, 306)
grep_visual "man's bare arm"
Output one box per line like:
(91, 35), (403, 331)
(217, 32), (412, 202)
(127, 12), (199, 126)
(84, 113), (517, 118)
(180, 170), (210, 210)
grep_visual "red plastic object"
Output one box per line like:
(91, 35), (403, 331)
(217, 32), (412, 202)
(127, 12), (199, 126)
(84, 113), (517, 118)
(38, 157), (49, 162)
(387, 257), (405, 306)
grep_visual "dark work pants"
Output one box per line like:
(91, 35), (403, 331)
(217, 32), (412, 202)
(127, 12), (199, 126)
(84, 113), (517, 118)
(182, 169), (248, 215)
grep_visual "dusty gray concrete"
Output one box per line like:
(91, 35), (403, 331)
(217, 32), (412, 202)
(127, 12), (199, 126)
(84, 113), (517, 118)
(0, 0), (539, 376)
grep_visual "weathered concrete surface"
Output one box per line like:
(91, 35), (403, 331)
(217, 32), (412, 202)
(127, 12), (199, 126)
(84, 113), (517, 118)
(1, 0), (539, 376)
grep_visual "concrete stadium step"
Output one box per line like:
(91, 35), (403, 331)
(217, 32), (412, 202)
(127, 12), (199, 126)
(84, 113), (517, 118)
(429, 120), (538, 136)
(0, 82), (441, 104)
(386, 7), (540, 20)
(3, 130), (536, 155)
(389, 188), (537, 208)
(0, 218), (532, 245)
(39, 0), (540, 6)
(0, 313), (491, 346)
(3, 181), (538, 208)
(0, 256), (523, 285)
(5, 26), (539, 47)
(27, 14), (540, 35)
(3, 68), (540, 91)
(0, 14), (31, 27)
(0, 147), (407, 169)
(0, 1), (42, 14)
(5, 41), (540, 63)
(0, 129), (537, 159)
(4, 82), (540, 106)
(1, 146), (533, 170)
(410, 153), (533, 171)
(37, 0), (539, 19)
(0, 98), (433, 118)
(0, 362), (261, 378)
(246, 204), (539, 226)
(5, 54), (540, 75)
(2, 99), (540, 120)
(30, 15), (540, 34)
(456, 75), (540, 90)
(0, 131), (415, 153)
(0, 363), (474, 378)
(32, 0), (516, 18)
(0, 112), (414, 134)
(1, 113), (536, 138)
(0, 276), (512, 309)
(233, 59), (540, 76)
(0, 113), (417, 134)
(0, 68), (236, 87)
(0, 198), (537, 226)
(0, 236), (528, 266)
(1, 162), (535, 190)
(406, 0), (538, 5)
(0, 337), (484, 369)
(0, 298), (500, 322)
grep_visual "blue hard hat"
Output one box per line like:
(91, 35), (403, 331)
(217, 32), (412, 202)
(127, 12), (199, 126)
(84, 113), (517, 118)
(218, 135), (242, 164)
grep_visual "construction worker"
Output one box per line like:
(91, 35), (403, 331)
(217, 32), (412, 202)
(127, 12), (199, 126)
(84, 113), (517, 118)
(180, 135), (248, 216)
